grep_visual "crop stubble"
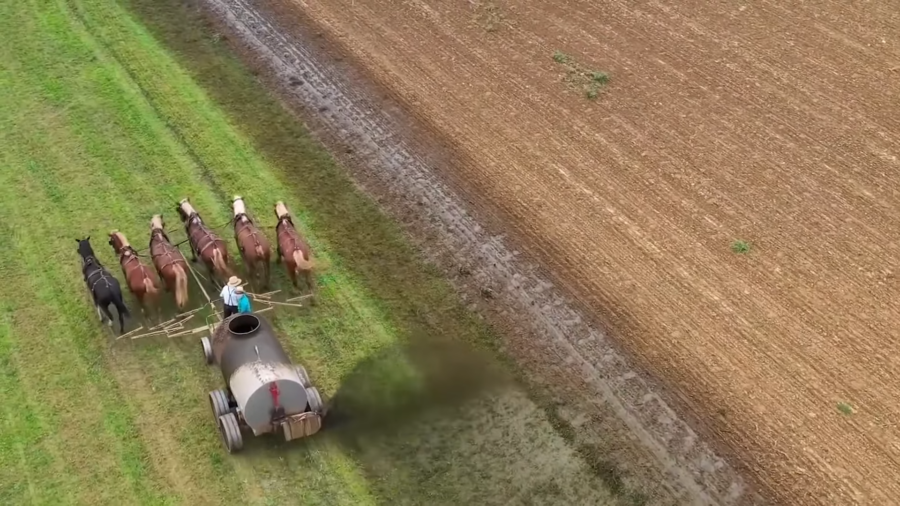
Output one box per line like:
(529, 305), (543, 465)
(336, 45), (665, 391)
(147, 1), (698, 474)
(264, 0), (900, 504)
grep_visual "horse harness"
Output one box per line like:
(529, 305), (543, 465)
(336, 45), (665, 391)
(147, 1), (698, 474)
(150, 229), (184, 272)
(234, 213), (264, 253)
(84, 256), (114, 292)
(276, 215), (307, 255)
(119, 246), (152, 282)
(185, 213), (224, 257)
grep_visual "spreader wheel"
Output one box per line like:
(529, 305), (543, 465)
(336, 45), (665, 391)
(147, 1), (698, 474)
(217, 412), (243, 453)
(209, 389), (230, 420)
(294, 365), (311, 388)
(305, 387), (323, 413)
(200, 336), (214, 365)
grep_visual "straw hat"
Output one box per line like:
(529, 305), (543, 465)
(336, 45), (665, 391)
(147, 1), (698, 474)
(235, 286), (245, 294)
(227, 276), (242, 287)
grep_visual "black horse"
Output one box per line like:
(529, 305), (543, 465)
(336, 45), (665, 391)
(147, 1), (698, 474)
(76, 236), (130, 334)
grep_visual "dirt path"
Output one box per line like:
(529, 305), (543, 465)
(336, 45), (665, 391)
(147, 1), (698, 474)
(199, 0), (900, 504)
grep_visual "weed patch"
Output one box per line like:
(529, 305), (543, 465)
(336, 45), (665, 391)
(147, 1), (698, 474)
(731, 240), (751, 254)
(552, 50), (611, 99)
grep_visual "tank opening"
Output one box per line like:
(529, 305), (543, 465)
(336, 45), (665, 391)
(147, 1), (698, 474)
(228, 314), (260, 336)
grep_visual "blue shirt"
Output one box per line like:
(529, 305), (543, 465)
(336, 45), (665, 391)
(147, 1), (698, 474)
(238, 294), (252, 313)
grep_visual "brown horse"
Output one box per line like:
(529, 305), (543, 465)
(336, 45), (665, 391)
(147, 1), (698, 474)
(108, 231), (161, 322)
(232, 196), (271, 290)
(274, 201), (316, 302)
(149, 215), (190, 311)
(175, 198), (231, 286)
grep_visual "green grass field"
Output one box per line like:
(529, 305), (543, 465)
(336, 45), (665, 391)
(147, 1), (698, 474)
(0, 0), (637, 504)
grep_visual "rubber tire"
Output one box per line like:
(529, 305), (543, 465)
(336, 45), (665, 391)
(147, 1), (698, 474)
(305, 387), (323, 413)
(209, 389), (230, 420)
(294, 365), (311, 388)
(201, 336), (214, 365)
(218, 412), (243, 453)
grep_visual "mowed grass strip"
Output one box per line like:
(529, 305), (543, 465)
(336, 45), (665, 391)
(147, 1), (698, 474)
(0, 7), (176, 506)
(0, 0), (376, 504)
(66, 0), (388, 503)
(0, 298), (59, 505)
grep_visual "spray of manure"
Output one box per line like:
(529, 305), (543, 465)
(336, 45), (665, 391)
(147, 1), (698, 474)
(321, 334), (515, 445)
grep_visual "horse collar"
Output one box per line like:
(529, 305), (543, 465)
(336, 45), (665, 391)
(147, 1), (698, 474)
(83, 256), (102, 274)
(185, 212), (201, 225)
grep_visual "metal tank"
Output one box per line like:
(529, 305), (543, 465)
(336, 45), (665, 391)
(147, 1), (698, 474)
(199, 313), (325, 453)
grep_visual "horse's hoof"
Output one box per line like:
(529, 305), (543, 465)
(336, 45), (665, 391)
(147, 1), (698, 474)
(107, 320), (113, 327)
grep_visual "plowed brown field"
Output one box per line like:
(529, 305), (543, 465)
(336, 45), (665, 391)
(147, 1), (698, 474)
(271, 0), (899, 504)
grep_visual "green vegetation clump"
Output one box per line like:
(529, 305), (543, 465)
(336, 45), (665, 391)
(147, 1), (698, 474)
(731, 240), (751, 254)
(552, 50), (610, 99)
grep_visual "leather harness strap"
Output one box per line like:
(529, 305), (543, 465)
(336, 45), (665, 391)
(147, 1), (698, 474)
(234, 214), (263, 251)
(84, 257), (113, 291)
(276, 217), (306, 254)
(186, 215), (223, 258)
(119, 247), (152, 283)
(150, 231), (184, 272)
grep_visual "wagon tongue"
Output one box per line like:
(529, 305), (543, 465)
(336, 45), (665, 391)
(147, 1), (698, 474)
(269, 382), (285, 420)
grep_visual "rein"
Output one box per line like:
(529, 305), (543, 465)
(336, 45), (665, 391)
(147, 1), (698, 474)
(187, 214), (233, 234)
(135, 232), (190, 256)
(118, 247), (152, 280)
(119, 247), (141, 266)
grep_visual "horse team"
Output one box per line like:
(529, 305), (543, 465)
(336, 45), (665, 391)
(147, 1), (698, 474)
(76, 197), (316, 334)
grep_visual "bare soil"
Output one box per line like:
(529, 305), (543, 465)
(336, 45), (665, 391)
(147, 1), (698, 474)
(195, 0), (900, 504)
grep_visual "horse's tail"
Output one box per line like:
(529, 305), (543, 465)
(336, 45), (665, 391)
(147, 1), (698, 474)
(292, 250), (313, 273)
(113, 289), (130, 318)
(144, 273), (157, 295)
(142, 276), (158, 297)
(212, 248), (230, 278)
(174, 265), (189, 310)
(255, 243), (269, 272)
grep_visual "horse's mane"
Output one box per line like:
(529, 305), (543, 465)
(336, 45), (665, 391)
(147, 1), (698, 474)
(184, 210), (203, 225)
(112, 231), (130, 248)
(278, 214), (295, 228)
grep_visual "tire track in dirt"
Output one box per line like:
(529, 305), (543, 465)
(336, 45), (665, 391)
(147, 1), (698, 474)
(196, 0), (763, 504)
